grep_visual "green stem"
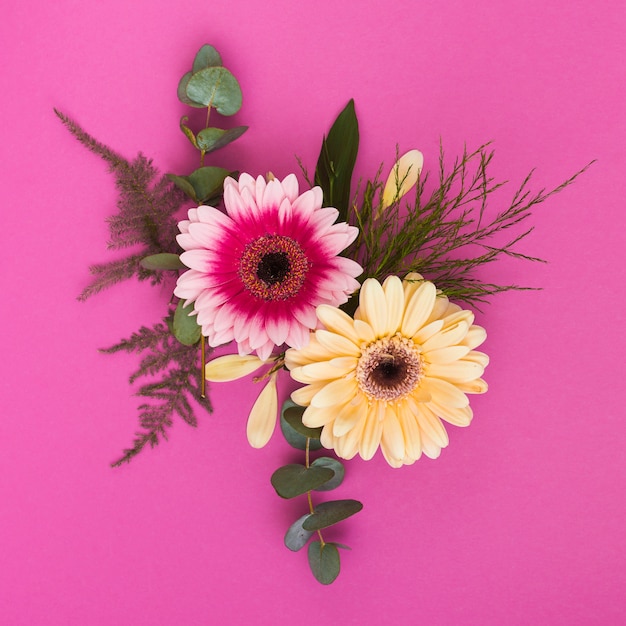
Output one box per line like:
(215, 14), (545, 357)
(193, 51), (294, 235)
(305, 437), (325, 546)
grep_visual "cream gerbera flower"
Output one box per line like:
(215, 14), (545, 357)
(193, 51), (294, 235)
(284, 274), (488, 467)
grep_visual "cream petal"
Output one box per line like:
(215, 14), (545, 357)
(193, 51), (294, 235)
(462, 326), (487, 349)
(413, 319), (444, 344)
(310, 377), (358, 408)
(296, 358), (354, 383)
(424, 345), (471, 364)
(425, 294), (451, 324)
(246, 374), (278, 448)
(428, 401), (473, 427)
(291, 383), (326, 406)
(382, 276), (405, 334)
(421, 320), (469, 352)
(205, 354), (265, 382)
(412, 403), (450, 447)
(420, 431), (444, 459)
(353, 319), (376, 344)
(315, 329), (361, 357)
(421, 377), (469, 408)
(463, 350), (489, 368)
(333, 394), (367, 437)
(396, 402), (422, 460)
(381, 150), (424, 209)
(426, 360), (484, 383)
(360, 279), (388, 337)
(359, 408), (384, 460)
(381, 406), (405, 461)
(316, 305), (360, 343)
(401, 282), (437, 337)
(456, 378), (488, 394)
(441, 309), (473, 329)
(338, 413), (367, 460)
(302, 405), (333, 428)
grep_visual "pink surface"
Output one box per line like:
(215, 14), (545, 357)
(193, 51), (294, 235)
(2, 1), (625, 624)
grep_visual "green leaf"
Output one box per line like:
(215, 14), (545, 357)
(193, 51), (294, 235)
(140, 253), (186, 271)
(311, 457), (345, 491)
(186, 166), (231, 204)
(167, 174), (198, 202)
(177, 72), (204, 108)
(192, 44), (223, 72)
(197, 126), (249, 154)
(283, 403), (323, 440)
(302, 499), (363, 531)
(173, 299), (201, 346)
(307, 541), (340, 585)
(279, 400), (322, 451)
(314, 99), (359, 222)
(186, 67), (243, 116)
(284, 514), (314, 552)
(271, 464), (334, 499)
(179, 116), (198, 149)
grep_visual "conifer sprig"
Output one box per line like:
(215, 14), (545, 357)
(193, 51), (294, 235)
(54, 109), (186, 300)
(102, 323), (212, 467)
(348, 143), (594, 304)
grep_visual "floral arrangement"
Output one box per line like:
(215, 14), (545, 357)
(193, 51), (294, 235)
(57, 44), (589, 584)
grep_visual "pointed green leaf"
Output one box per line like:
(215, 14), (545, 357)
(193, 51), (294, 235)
(192, 44), (223, 72)
(167, 174), (198, 202)
(271, 464), (334, 499)
(187, 166), (231, 204)
(283, 403), (323, 440)
(179, 116), (199, 149)
(279, 400), (322, 451)
(284, 514), (314, 552)
(140, 253), (186, 271)
(186, 67), (242, 116)
(197, 126), (248, 153)
(307, 541), (340, 585)
(173, 299), (201, 346)
(314, 99), (359, 221)
(311, 457), (345, 491)
(177, 71), (204, 108)
(302, 499), (363, 531)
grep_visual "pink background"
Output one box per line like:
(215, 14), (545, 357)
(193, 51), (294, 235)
(2, 1), (625, 624)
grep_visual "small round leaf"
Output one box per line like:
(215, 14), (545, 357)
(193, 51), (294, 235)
(284, 514), (314, 552)
(311, 457), (345, 491)
(173, 299), (201, 346)
(186, 67), (242, 115)
(279, 400), (322, 451)
(307, 541), (340, 585)
(302, 499), (363, 531)
(284, 404), (323, 440)
(177, 72), (204, 108)
(192, 44), (223, 72)
(270, 464), (334, 499)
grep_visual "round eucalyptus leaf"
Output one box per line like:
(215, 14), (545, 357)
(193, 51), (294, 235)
(192, 44), (223, 72)
(284, 404), (323, 440)
(177, 72), (204, 108)
(279, 400), (322, 451)
(140, 253), (186, 271)
(270, 464), (334, 499)
(302, 499), (363, 531)
(187, 166), (231, 204)
(307, 541), (340, 585)
(311, 457), (345, 491)
(186, 67), (242, 115)
(166, 174), (197, 202)
(284, 514), (314, 552)
(197, 126), (248, 153)
(173, 299), (201, 346)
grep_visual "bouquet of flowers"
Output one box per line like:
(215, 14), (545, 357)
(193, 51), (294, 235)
(57, 44), (589, 584)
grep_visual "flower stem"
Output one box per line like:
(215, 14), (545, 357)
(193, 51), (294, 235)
(305, 437), (325, 547)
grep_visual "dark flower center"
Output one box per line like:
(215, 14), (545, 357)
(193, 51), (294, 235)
(356, 335), (423, 402)
(257, 252), (290, 285)
(239, 235), (310, 301)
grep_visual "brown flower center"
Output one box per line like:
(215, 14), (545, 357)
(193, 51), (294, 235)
(356, 335), (423, 402)
(239, 235), (310, 301)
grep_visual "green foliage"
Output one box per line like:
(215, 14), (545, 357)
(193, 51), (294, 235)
(271, 464), (335, 499)
(101, 322), (212, 467)
(307, 541), (341, 585)
(196, 126), (249, 154)
(168, 166), (232, 204)
(279, 399), (322, 451)
(284, 514), (315, 552)
(172, 299), (202, 346)
(302, 499), (363, 531)
(140, 253), (185, 271)
(54, 110), (186, 300)
(347, 143), (595, 305)
(314, 99), (359, 222)
(311, 457), (345, 491)
(283, 403), (323, 439)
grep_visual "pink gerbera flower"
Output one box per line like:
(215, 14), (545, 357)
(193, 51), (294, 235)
(174, 173), (362, 360)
